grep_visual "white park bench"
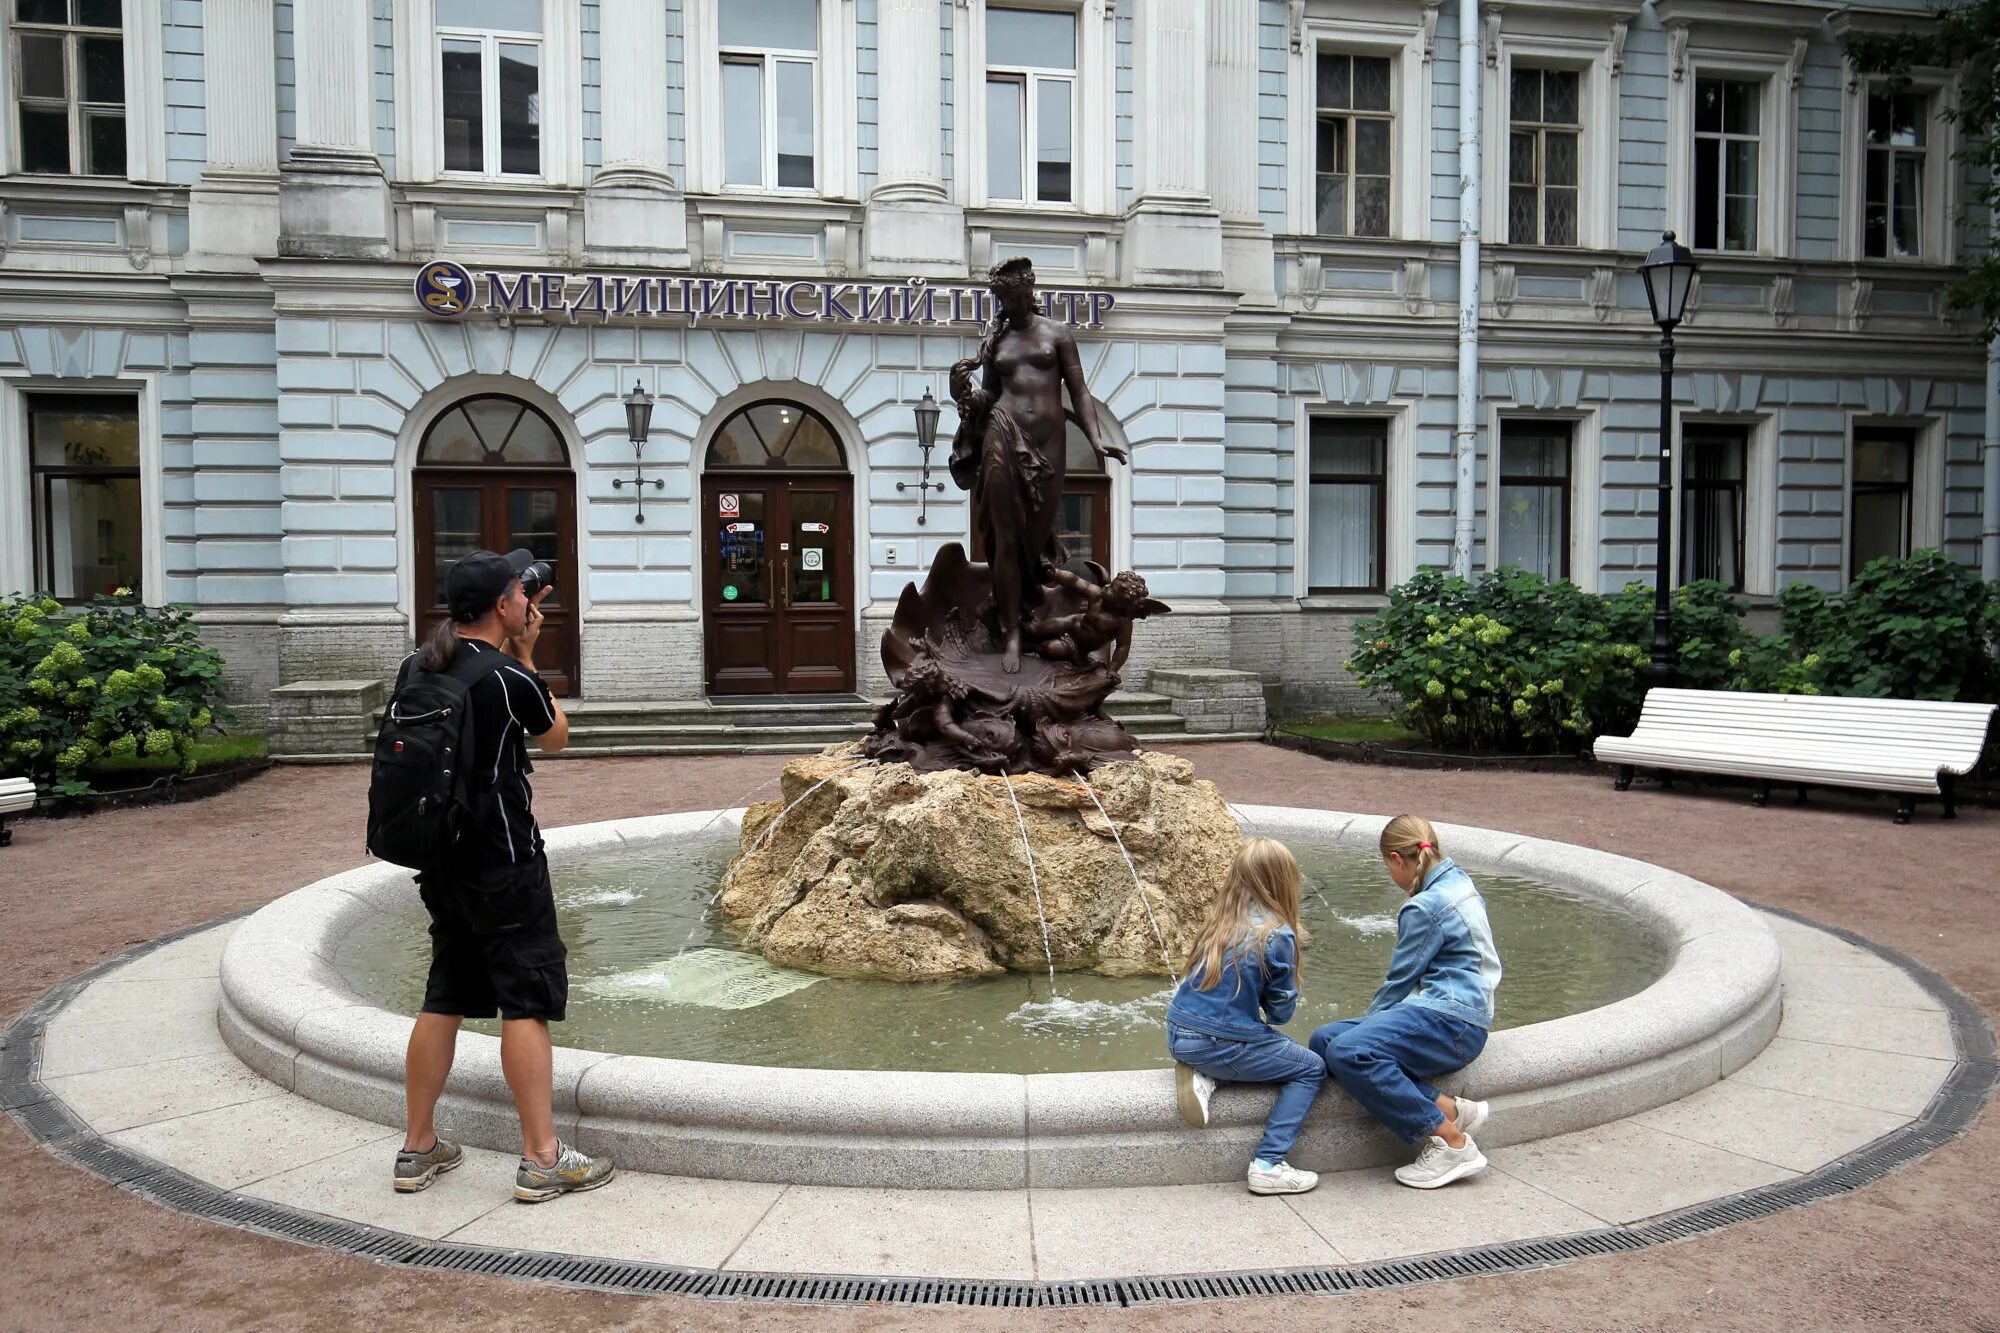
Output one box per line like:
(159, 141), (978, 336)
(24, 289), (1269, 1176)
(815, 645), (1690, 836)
(0, 776), (35, 846)
(1592, 688), (1996, 824)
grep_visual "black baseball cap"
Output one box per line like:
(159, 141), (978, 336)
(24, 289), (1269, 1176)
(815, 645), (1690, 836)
(445, 548), (533, 623)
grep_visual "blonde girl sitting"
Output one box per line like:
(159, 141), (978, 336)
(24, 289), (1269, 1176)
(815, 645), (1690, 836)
(1310, 815), (1501, 1190)
(1165, 838), (1327, 1196)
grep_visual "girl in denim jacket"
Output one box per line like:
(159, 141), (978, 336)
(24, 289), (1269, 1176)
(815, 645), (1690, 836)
(1165, 838), (1327, 1196)
(1311, 815), (1502, 1190)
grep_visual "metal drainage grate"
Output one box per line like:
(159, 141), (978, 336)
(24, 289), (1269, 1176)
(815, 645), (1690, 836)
(3, 903), (1994, 1310)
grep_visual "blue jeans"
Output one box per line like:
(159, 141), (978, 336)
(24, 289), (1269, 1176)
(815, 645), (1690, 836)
(1310, 1005), (1488, 1145)
(1166, 1023), (1327, 1164)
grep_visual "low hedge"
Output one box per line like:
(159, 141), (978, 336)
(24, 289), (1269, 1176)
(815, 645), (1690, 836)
(0, 591), (232, 802)
(1346, 550), (1999, 755)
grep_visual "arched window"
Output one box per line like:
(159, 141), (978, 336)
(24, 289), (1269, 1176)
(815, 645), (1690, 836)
(705, 401), (846, 471)
(418, 395), (568, 466)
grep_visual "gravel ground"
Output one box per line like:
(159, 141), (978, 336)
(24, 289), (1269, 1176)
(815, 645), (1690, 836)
(1, 745), (1994, 1333)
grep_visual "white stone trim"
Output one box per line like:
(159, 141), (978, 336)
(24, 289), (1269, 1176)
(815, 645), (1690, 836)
(0, 372), (166, 607)
(0, 0), (164, 181)
(1838, 66), (1961, 266)
(1841, 413), (1946, 585)
(1283, 5), (1432, 244)
(1484, 404), (1603, 593)
(1289, 399), (1415, 598)
(393, 0), (584, 187)
(1663, 39), (1799, 259)
(683, 0), (858, 202)
(954, 0), (1115, 216)
(1481, 15), (1624, 252)
(1669, 410), (1777, 598)
(392, 371), (594, 632)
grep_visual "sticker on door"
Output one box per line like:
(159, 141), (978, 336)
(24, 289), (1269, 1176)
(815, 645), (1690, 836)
(801, 548), (824, 571)
(719, 493), (740, 516)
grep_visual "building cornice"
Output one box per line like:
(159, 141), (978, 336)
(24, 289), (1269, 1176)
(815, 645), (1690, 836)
(1653, 0), (1836, 33)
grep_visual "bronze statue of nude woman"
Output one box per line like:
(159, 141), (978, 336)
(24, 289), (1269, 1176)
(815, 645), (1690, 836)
(947, 258), (1128, 673)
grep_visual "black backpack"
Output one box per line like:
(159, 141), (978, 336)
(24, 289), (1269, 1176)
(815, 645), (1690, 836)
(365, 649), (508, 874)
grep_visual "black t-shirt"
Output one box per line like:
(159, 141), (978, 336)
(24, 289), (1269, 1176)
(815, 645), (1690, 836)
(393, 637), (557, 868)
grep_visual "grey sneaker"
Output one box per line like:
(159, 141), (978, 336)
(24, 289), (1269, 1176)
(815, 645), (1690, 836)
(393, 1138), (464, 1193)
(1452, 1095), (1490, 1138)
(1395, 1135), (1488, 1189)
(514, 1140), (616, 1203)
(1246, 1158), (1319, 1195)
(1175, 1063), (1217, 1128)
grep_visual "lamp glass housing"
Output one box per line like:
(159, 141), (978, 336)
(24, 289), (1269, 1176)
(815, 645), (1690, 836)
(623, 382), (656, 444)
(1640, 231), (1699, 331)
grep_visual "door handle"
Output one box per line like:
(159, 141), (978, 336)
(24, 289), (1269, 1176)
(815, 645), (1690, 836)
(777, 557), (789, 610)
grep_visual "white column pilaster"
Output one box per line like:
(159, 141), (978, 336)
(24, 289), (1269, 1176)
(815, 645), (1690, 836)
(865, 0), (964, 275)
(585, 0), (688, 264)
(1206, 0), (1272, 302)
(1125, 0), (1222, 287)
(280, 0), (392, 257)
(190, 0), (281, 265)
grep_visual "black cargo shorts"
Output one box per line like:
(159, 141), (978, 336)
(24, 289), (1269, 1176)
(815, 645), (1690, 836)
(417, 852), (568, 1022)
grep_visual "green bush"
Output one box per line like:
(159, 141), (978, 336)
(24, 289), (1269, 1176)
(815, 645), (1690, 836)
(1346, 569), (1650, 753)
(0, 591), (231, 802)
(1346, 553), (1999, 754)
(1729, 550), (2000, 703)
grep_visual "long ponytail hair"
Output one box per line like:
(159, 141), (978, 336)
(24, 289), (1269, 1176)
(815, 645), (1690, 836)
(416, 616), (460, 673)
(1380, 814), (1442, 895)
(1182, 838), (1304, 992)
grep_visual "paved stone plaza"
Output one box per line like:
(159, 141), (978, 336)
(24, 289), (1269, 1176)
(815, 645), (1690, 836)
(3, 745), (1996, 1330)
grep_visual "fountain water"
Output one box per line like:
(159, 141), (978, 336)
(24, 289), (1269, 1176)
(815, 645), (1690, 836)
(998, 773), (1059, 988)
(666, 759), (874, 964)
(1073, 769), (1175, 974)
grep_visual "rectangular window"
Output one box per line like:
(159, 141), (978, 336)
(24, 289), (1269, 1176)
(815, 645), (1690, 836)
(1508, 66), (1580, 247)
(985, 6), (1074, 204)
(1306, 418), (1387, 593)
(28, 393), (142, 602)
(1693, 77), (1760, 253)
(1497, 421), (1571, 580)
(1681, 425), (1747, 591)
(721, 0), (817, 189)
(11, 0), (125, 177)
(1314, 52), (1393, 239)
(1864, 87), (1928, 260)
(437, 0), (541, 178)
(1850, 426), (1915, 576)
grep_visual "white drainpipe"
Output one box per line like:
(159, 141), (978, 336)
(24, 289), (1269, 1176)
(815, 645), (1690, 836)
(1452, 0), (1483, 578)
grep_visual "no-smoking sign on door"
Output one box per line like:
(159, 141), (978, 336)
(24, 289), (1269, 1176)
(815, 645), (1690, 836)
(718, 493), (740, 516)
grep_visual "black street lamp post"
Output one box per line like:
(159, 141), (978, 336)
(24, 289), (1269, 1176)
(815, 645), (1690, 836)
(897, 387), (946, 524)
(1638, 232), (1699, 688)
(611, 381), (662, 523)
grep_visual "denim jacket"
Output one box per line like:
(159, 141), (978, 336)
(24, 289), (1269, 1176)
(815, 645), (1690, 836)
(1165, 919), (1300, 1041)
(1369, 858), (1502, 1029)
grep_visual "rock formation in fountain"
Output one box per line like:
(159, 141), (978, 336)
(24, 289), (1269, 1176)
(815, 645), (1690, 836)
(720, 746), (1245, 981)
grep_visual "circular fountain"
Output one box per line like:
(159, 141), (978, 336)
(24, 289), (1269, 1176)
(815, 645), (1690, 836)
(218, 798), (1781, 1190)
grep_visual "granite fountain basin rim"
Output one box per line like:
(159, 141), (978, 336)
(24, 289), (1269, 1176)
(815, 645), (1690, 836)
(216, 803), (1783, 1190)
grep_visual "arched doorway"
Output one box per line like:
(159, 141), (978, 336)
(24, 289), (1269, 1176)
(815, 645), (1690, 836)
(412, 394), (581, 695)
(701, 399), (855, 695)
(970, 416), (1115, 571)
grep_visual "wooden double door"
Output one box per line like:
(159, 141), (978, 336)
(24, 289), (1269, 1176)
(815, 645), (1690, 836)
(414, 470), (581, 695)
(702, 473), (855, 694)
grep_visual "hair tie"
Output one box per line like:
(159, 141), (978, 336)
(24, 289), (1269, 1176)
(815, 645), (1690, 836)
(1418, 842), (1434, 851)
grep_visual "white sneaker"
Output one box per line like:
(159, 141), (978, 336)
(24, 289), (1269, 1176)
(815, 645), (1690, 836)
(1247, 1158), (1319, 1195)
(1452, 1095), (1490, 1138)
(1394, 1135), (1488, 1189)
(1175, 1063), (1216, 1128)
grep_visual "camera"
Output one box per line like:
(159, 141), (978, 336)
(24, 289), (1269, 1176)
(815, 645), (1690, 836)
(519, 560), (555, 600)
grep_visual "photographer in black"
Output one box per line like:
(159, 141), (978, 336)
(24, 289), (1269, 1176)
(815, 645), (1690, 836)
(390, 548), (614, 1203)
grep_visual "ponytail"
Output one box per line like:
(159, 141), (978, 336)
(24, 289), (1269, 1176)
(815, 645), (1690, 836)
(1380, 814), (1442, 893)
(417, 617), (460, 673)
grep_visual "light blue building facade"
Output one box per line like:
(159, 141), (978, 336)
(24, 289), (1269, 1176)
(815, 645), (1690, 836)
(0, 0), (1987, 723)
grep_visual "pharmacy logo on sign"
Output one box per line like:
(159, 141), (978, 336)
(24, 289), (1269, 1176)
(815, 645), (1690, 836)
(414, 260), (474, 318)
